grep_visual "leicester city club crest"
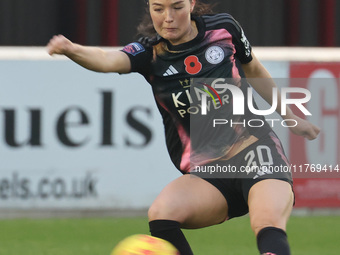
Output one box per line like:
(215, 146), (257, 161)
(205, 46), (224, 64)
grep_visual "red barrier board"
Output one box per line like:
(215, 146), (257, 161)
(290, 62), (340, 207)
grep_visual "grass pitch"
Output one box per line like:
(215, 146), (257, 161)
(0, 215), (339, 255)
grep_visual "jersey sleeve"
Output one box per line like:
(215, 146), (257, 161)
(225, 16), (253, 64)
(121, 37), (153, 75)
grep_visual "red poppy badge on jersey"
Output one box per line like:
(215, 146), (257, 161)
(184, 55), (202, 75)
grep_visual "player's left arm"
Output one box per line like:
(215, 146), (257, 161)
(242, 52), (320, 140)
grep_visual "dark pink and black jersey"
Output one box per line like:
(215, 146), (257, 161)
(122, 14), (272, 174)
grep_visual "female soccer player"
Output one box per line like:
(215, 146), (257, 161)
(47, 0), (320, 254)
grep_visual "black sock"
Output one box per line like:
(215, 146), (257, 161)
(257, 227), (291, 255)
(149, 219), (193, 255)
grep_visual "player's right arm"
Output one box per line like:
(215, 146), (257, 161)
(47, 35), (131, 74)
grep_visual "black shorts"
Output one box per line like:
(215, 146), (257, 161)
(192, 131), (293, 219)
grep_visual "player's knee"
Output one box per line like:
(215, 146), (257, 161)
(148, 199), (187, 223)
(251, 219), (286, 236)
(250, 204), (292, 235)
(147, 202), (161, 221)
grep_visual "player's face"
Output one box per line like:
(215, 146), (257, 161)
(149, 0), (196, 45)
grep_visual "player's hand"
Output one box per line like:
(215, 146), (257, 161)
(47, 35), (74, 56)
(287, 114), (320, 140)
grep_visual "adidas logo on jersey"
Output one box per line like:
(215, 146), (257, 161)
(253, 165), (273, 179)
(163, 65), (179, 76)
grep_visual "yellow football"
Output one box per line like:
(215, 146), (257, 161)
(111, 234), (179, 255)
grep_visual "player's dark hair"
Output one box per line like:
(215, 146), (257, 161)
(137, 0), (215, 38)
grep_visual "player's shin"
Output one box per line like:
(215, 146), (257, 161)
(149, 219), (194, 255)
